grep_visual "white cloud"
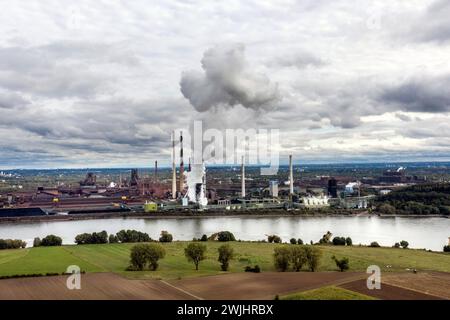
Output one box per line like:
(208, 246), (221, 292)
(0, 0), (449, 168)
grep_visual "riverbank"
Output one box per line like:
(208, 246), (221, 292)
(0, 208), (447, 225)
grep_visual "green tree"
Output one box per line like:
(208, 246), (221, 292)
(289, 246), (307, 271)
(146, 243), (166, 270)
(200, 234), (208, 242)
(109, 234), (118, 243)
(378, 204), (396, 215)
(217, 244), (234, 271)
(400, 240), (409, 249)
(332, 237), (346, 246)
(297, 238), (304, 245)
(129, 244), (150, 270)
(304, 246), (322, 272)
(217, 231), (236, 242)
(184, 243), (207, 270)
(345, 237), (353, 246)
(290, 238), (297, 245)
(159, 230), (173, 243)
(33, 237), (41, 247)
(369, 241), (380, 247)
(332, 255), (349, 272)
(444, 245), (450, 252)
(273, 247), (291, 272)
(268, 235), (282, 243)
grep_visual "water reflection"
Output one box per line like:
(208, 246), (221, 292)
(0, 216), (448, 251)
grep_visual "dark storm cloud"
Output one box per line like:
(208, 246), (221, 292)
(380, 75), (450, 113)
(0, 41), (141, 98)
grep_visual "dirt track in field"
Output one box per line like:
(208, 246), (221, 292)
(169, 272), (365, 300)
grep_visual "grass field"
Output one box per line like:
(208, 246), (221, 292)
(0, 242), (449, 280)
(281, 286), (376, 300)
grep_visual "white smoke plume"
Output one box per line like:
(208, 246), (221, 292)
(184, 162), (208, 207)
(180, 43), (280, 112)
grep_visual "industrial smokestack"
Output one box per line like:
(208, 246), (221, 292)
(179, 131), (185, 194)
(154, 160), (158, 181)
(171, 131), (177, 199)
(289, 155), (294, 195)
(241, 155), (246, 198)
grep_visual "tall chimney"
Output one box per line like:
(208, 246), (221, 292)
(154, 160), (158, 181)
(171, 131), (177, 199)
(241, 155), (246, 198)
(188, 157), (191, 172)
(179, 131), (184, 194)
(289, 155), (294, 195)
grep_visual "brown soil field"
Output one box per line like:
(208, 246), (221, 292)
(382, 272), (450, 300)
(340, 278), (445, 300)
(0, 273), (193, 300)
(169, 272), (365, 300)
(0, 272), (364, 300)
(1, 271), (447, 300)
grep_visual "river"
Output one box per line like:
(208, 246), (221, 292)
(0, 216), (448, 251)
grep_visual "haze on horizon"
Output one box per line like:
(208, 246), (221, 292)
(1, 0), (450, 169)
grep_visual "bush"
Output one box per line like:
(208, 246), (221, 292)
(200, 234), (208, 242)
(109, 234), (118, 243)
(268, 235), (282, 243)
(116, 229), (152, 243)
(218, 244), (234, 271)
(304, 246), (322, 272)
(33, 237), (41, 247)
(332, 237), (346, 246)
(0, 239), (27, 250)
(217, 231), (236, 242)
(290, 238), (297, 245)
(332, 256), (349, 272)
(185, 243), (207, 270)
(159, 231), (173, 243)
(394, 242), (400, 248)
(369, 241), (380, 247)
(41, 235), (62, 246)
(400, 240), (409, 249)
(244, 265), (261, 273)
(290, 246), (307, 272)
(297, 238), (304, 245)
(378, 203), (396, 214)
(74, 231), (108, 245)
(444, 245), (450, 252)
(345, 237), (353, 246)
(129, 243), (166, 271)
(273, 247), (291, 271)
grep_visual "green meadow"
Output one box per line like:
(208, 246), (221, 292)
(0, 242), (449, 280)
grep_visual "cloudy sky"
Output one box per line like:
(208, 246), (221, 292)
(0, 0), (449, 168)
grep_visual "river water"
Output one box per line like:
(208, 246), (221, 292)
(0, 216), (448, 251)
